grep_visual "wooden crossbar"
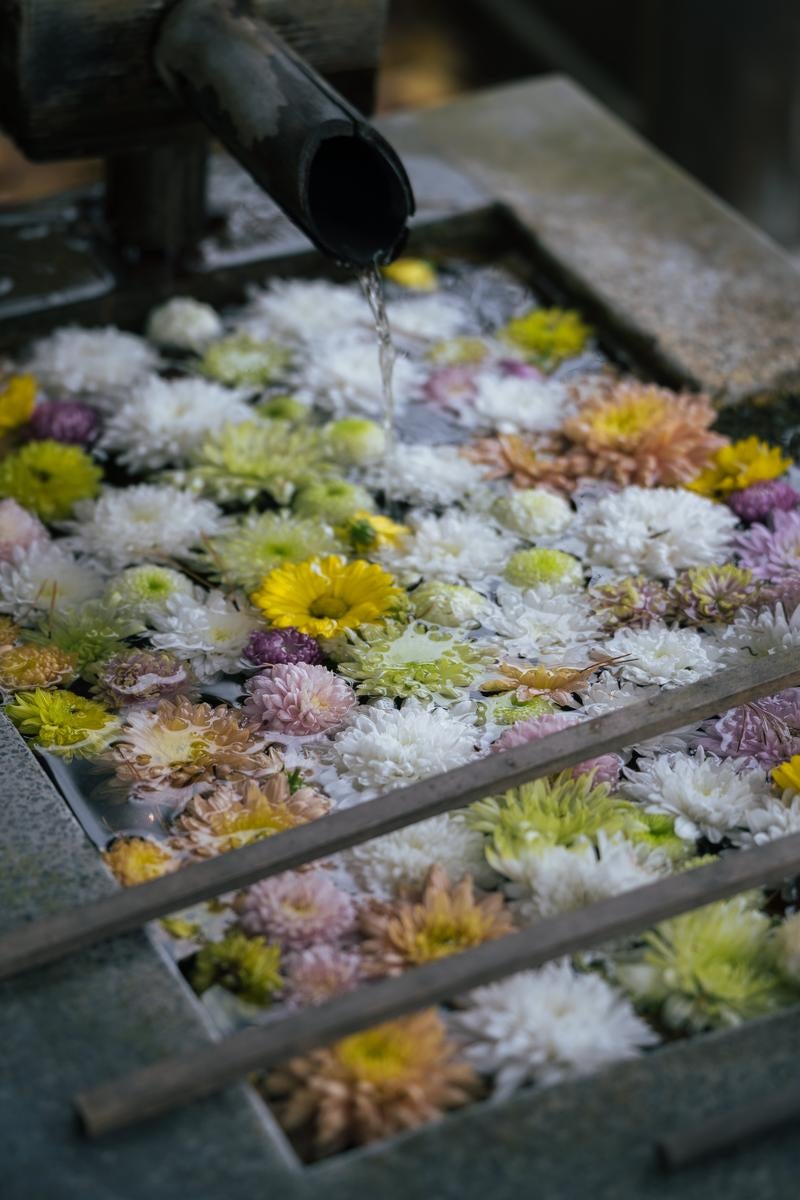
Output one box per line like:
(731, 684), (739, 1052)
(75, 827), (800, 1137)
(1, 649), (799, 984)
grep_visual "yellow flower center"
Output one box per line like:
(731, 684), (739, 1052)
(336, 1027), (416, 1083)
(588, 395), (665, 443)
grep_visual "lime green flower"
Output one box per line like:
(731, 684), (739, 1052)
(491, 489), (572, 538)
(204, 510), (340, 592)
(0, 440), (101, 521)
(411, 581), (489, 628)
(427, 337), (490, 366)
(175, 420), (331, 505)
(254, 394), (309, 423)
(324, 417), (386, 467)
(192, 932), (283, 1005)
(500, 307), (591, 368)
(631, 811), (694, 865)
(477, 692), (556, 727)
(28, 601), (143, 679)
(504, 547), (583, 590)
(334, 621), (493, 701)
(104, 565), (195, 620)
(6, 687), (119, 757)
(200, 333), (293, 386)
(293, 478), (375, 523)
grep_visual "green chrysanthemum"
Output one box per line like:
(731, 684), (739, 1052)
(499, 307), (591, 368)
(671, 564), (757, 626)
(293, 478), (375, 523)
(104, 565), (195, 621)
(0, 440), (102, 521)
(616, 897), (794, 1032)
(504, 547), (583, 590)
(6, 687), (119, 757)
(255, 394), (309, 423)
(28, 601), (143, 680)
(200, 333), (293, 387)
(631, 811), (694, 865)
(324, 417), (386, 467)
(175, 419), (331, 505)
(204, 510), (340, 592)
(477, 692), (556, 727)
(192, 932), (283, 1005)
(334, 621), (494, 701)
(411, 581), (489, 628)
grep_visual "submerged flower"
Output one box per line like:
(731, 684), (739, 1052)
(735, 508), (800, 581)
(192, 932), (283, 1005)
(244, 662), (356, 736)
(293, 478), (374, 523)
(29, 399), (100, 446)
(103, 564), (195, 621)
(343, 813), (493, 896)
(482, 584), (600, 659)
(0, 498), (48, 562)
(27, 326), (158, 400)
(671, 564), (756, 625)
(29, 601), (142, 679)
(94, 649), (194, 709)
(454, 962), (656, 1096)
(696, 690), (800, 769)
(728, 479), (800, 523)
(200, 332), (292, 386)
(589, 575), (673, 631)
(723, 602), (800, 656)
(324, 416), (385, 467)
(490, 488), (573, 538)
(0, 642), (77, 691)
(503, 547), (583, 591)
(600, 623), (725, 687)
(360, 865), (514, 976)
(149, 590), (261, 679)
(688, 437), (791, 500)
(6, 687), (119, 757)
(0, 440), (101, 521)
(205, 510), (339, 593)
(616, 897), (790, 1032)
(297, 332), (423, 417)
(284, 945), (362, 1008)
(336, 621), (493, 701)
(237, 870), (357, 950)
(102, 836), (178, 886)
(145, 296), (223, 351)
(264, 1010), (478, 1157)
(381, 510), (517, 584)
(500, 307), (591, 367)
(492, 713), (622, 785)
(252, 555), (402, 639)
(0, 373), (36, 432)
(170, 776), (329, 857)
(370, 443), (488, 509)
(410, 580), (490, 627)
(0, 542), (104, 622)
(382, 257), (438, 291)
(66, 483), (224, 568)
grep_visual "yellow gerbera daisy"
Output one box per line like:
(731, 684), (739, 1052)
(251, 554), (403, 638)
(687, 437), (791, 499)
(0, 374), (37, 433)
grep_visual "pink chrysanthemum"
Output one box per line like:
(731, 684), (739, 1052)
(236, 870), (357, 950)
(284, 944), (362, 1008)
(697, 689), (800, 769)
(735, 509), (800, 580)
(29, 400), (100, 446)
(0, 498), (48, 562)
(243, 662), (356, 736)
(423, 365), (478, 409)
(492, 712), (622, 785)
(728, 479), (800, 524)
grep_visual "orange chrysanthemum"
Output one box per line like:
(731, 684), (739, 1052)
(170, 776), (330, 857)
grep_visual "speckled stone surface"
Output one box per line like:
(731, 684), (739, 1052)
(3, 77), (800, 1199)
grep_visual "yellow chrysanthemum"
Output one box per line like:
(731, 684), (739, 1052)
(103, 836), (177, 887)
(251, 555), (403, 638)
(0, 439), (102, 520)
(381, 258), (438, 291)
(337, 510), (409, 552)
(0, 374), (37, 433)
(688, 437), (791, 499)
(0, 643), (77, 690)
(772, 755), (800, 794)
(500, 307), (591, 367)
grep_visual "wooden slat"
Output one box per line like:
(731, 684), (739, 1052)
(1, 649), (799, 984)
(74, 827), (800, 1137)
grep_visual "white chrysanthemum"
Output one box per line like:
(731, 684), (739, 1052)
(0, 542), (105, 622)
(622, 748), (772, 842)
(101, 376), (253, 470)
(342, 812), (495, 896)
(296, 333), (424, 417)
(483, 583), (600, 659)
(494, 832), (668, 923)
(722, 603), (800, 657)
(576, 486), (737, 578)
(104, 564), (197, 622)
(27, 326), (159, 404)
(470, 373), (570, 434)
(146, 297), (223, 352)
(149, 589), (261, 679)
(241, 278), (367, 342)
(579, 673), (650, 717)
(491, 488), (573, 538)
(600, 623), (726, 688)
(386, 294), (472, 342)
(66, 484), (225, 568)
(366, 443), (487, 509)
(453, 961), (656, 1097)
(329, 699), (479, 798)
(731, 791), (800, 847)
(381, 510), (517, 584)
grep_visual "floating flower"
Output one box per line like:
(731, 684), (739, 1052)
(728, 478), (800, 523)
(735, 508), (800, 581)
(244, 627), (323, 667)
(465, 433), (585, 494)
(490, 488), (573, 538)
(576, 486), (738, 578)
(176, 420), (331, 506)
(264, 1010), (478, 1157)
(335, 621), (493, 701)
(688, 436), (791, 500)
(149, 589), (262, 679)
(256, 394), (309, 423)
(103, 564), (195, 622)
(192, 932), (283, 1005)
(387, 294), (471, 342)
(204, 510), (339, 593)
(772, 754), (800, 793)
(297, 332), (423, 417)
(243, 662), (356, 736)
(482, 692), (557, 727)
(616, 897), (791, 1032)
(696, 689), (800, 769)
(343, 813), (493, 897)
(324, 417), (385, 466)
(600, 623), (725, 687)
(0, 498), (48, 562)
(241, 278), (366, 343)
(482, 584), (600, 659)
(29, 601), (142, 679)
(337, 511), (409, 554)
(368, 443), (488, 509)
(293, 478), (375, 522)
(410, 580), (489, 628)
(731, 791), (800, 848)
(6, 687), (119, 757)
(500, 307), (591, 367)
(0, 440), (102, 521)
(29, 399), (100, 446)
(671, 563), (756, 626)
(199, 332), (292, 386)
(491, 713), (622, 785)
(330, 700), (478, 796)
(102, 836), (178, 886)
(170, 776), (329, 857)
(723, 602), (800, 657)
(470, 372), (570, 434)
(424, 364), (478, 409)
(427, 336), (489, 366)
(0, 642), (77, 691)
(101, 376), (253, 471)
(0, 542), (104, 622)
(251, 555), (403, 640)
(588, 575), (673, 631)
(382, 257), (438, 291)
(27, 326), (158, 401)
(381, 510), (517, 585)
(145, 296), (223, 351)
(360, 865), (514, 977)
(284, 945), (362, 1008)
(503, 547), (583, 591)
(237, 870), (357, 950)
(453, 962), (656, 1097)
(93, 649), (194, 709)
(0, 374), (37, 432)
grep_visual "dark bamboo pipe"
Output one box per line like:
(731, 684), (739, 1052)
(155, 0), (414, 266)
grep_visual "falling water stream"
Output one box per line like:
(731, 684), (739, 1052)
(358, 265), (398, 508)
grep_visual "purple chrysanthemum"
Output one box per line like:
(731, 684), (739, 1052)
(735, 509), (800, 580)
(284, 944), (362, 1008)
(243, 662), (356, 736)
(94, 649), (194, 709)
(0, 498), (48, 562)
(244, 626), (323, 667)
(29, 399), (100, 446)
(492, 712), (622, 785)
(728, 479), (800, 524)
(498, 359), (545, 380)
(423, 365), (478, 409)
(758, 574), (800, 616)
(696, 688), (800, 769)
(237, 870), (357, 950)
(589, 574), (674, 631)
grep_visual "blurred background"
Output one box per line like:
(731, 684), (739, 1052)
(2, 0), (799, 251)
